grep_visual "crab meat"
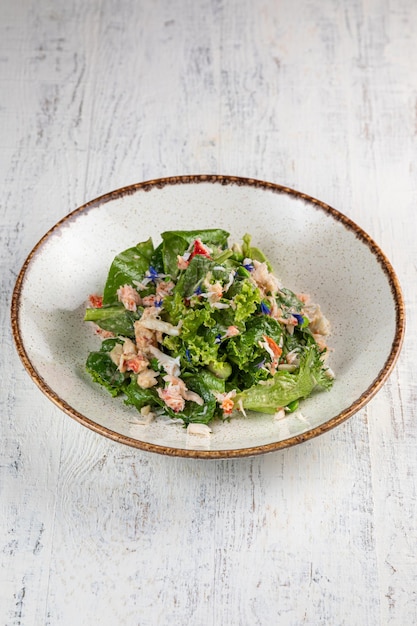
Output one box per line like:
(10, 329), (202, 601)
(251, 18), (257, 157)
(156, 280), (175, 297)
(131, 404), (156, 425)
(134, 319), (157, 354)
(142, 294), (158, 307)
(259, 335), (282, 362)
(250, 260), (281, 295)
(258, 335), (282, 374)
(157, 387), (185, 413)
(202, 276), (223, 305)
(286, 350), (300, 366)
(177, 255), (189, 270)
(224, 325), (240, 338)
(157, 374), (204, 413)
(124, 354), (149, 374)
(214, 390), (237, 415)
(137, 368), (159, 388)
(117, 284), (141, 312)
(186, 423), (212, 437)
(164, 375), (204, 405)
(148, 345), (181, 377)
(301, 296), (331, 336)
(112, 338), (150, 373)
(109, 342), (123, 366)
(274, 408), (286, 421)
(265, 296), (282, 321)
(136, 306), (181, 337)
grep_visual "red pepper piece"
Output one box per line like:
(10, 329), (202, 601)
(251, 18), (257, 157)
(89, 294), (103, 308)
(189, 239), (212, 261)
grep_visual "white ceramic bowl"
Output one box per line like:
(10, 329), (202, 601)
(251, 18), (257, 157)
(11, 176), (405, 458)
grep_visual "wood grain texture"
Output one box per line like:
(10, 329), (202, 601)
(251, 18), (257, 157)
(1, 0), (416, 624)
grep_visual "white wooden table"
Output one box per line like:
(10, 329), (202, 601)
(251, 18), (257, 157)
(1, 1), (416, 624)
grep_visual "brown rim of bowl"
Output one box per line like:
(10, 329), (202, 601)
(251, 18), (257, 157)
(10, 175), (406, 459)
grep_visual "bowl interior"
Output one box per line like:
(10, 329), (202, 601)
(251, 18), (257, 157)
(13, 177), (404, 457)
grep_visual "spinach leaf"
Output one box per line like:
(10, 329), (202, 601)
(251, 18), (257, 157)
(86, 340), (126, 396)
(175, 255), (213, 298)
(195, 368), (227, 393)
(176, 374), (218, 425)
(150, 242), (165, 273)
(102, 237), (154, 304)
(276, 287), (304, 312)
(161, 229), (229, 278)
(84, 305), (140, 337)
(123, 379), (162, 411)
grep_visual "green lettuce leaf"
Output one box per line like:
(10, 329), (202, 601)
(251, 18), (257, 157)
(235, 345), (333, 413)
(231, 278), (261, 323)
(276, 287), (304, 312)
(227, 316), (282, 370)
(163, 303), (220, 368)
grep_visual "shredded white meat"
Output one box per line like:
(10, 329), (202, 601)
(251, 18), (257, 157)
(136, 306), (181, 336)
(251, 260), (281, 295)
(136, 368), (159, 388)
(274, 408), (286, 421)
(148, 345), (181, 377)
(186, 423), (212, 437)
(130, 405), (156, 425)
(117, 284), (141, 311)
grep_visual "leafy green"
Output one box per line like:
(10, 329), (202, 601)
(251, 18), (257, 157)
(124, 379), (162, 411)
(102, 238), (154, 305)
(242, 233), (271, 269)
(227, 316), (282, 370)
(149, 242), (165, 273)
(161, 229), (229, 278)
(176, 373), (218, 425)
(85, 230), (334, 427)
(230, 278), (261, 323)
(207, 360), (232, 380)
(175, 255), (213, 298)
(163, 303), (220, 368)
(86, 339), (126, 396)
(276, 287), (304, 312)
(236, 346), (332, 413)
(84, 305), (140, 336)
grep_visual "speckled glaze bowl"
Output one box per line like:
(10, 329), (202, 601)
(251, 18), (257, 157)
(11, 175), (405, 458)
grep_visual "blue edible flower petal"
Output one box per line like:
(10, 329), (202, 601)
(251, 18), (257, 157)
(185, 349), (192, 362)
(293, 313), (304, 325)
(146, 266), (160, 283)
(214, 334), (222, 344)
(194, 284), (203, 296)
(243, 262), (254, 271)
(260, 302), (271, 315)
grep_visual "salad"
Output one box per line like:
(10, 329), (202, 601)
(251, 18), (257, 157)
(84, 229), (334, 431)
